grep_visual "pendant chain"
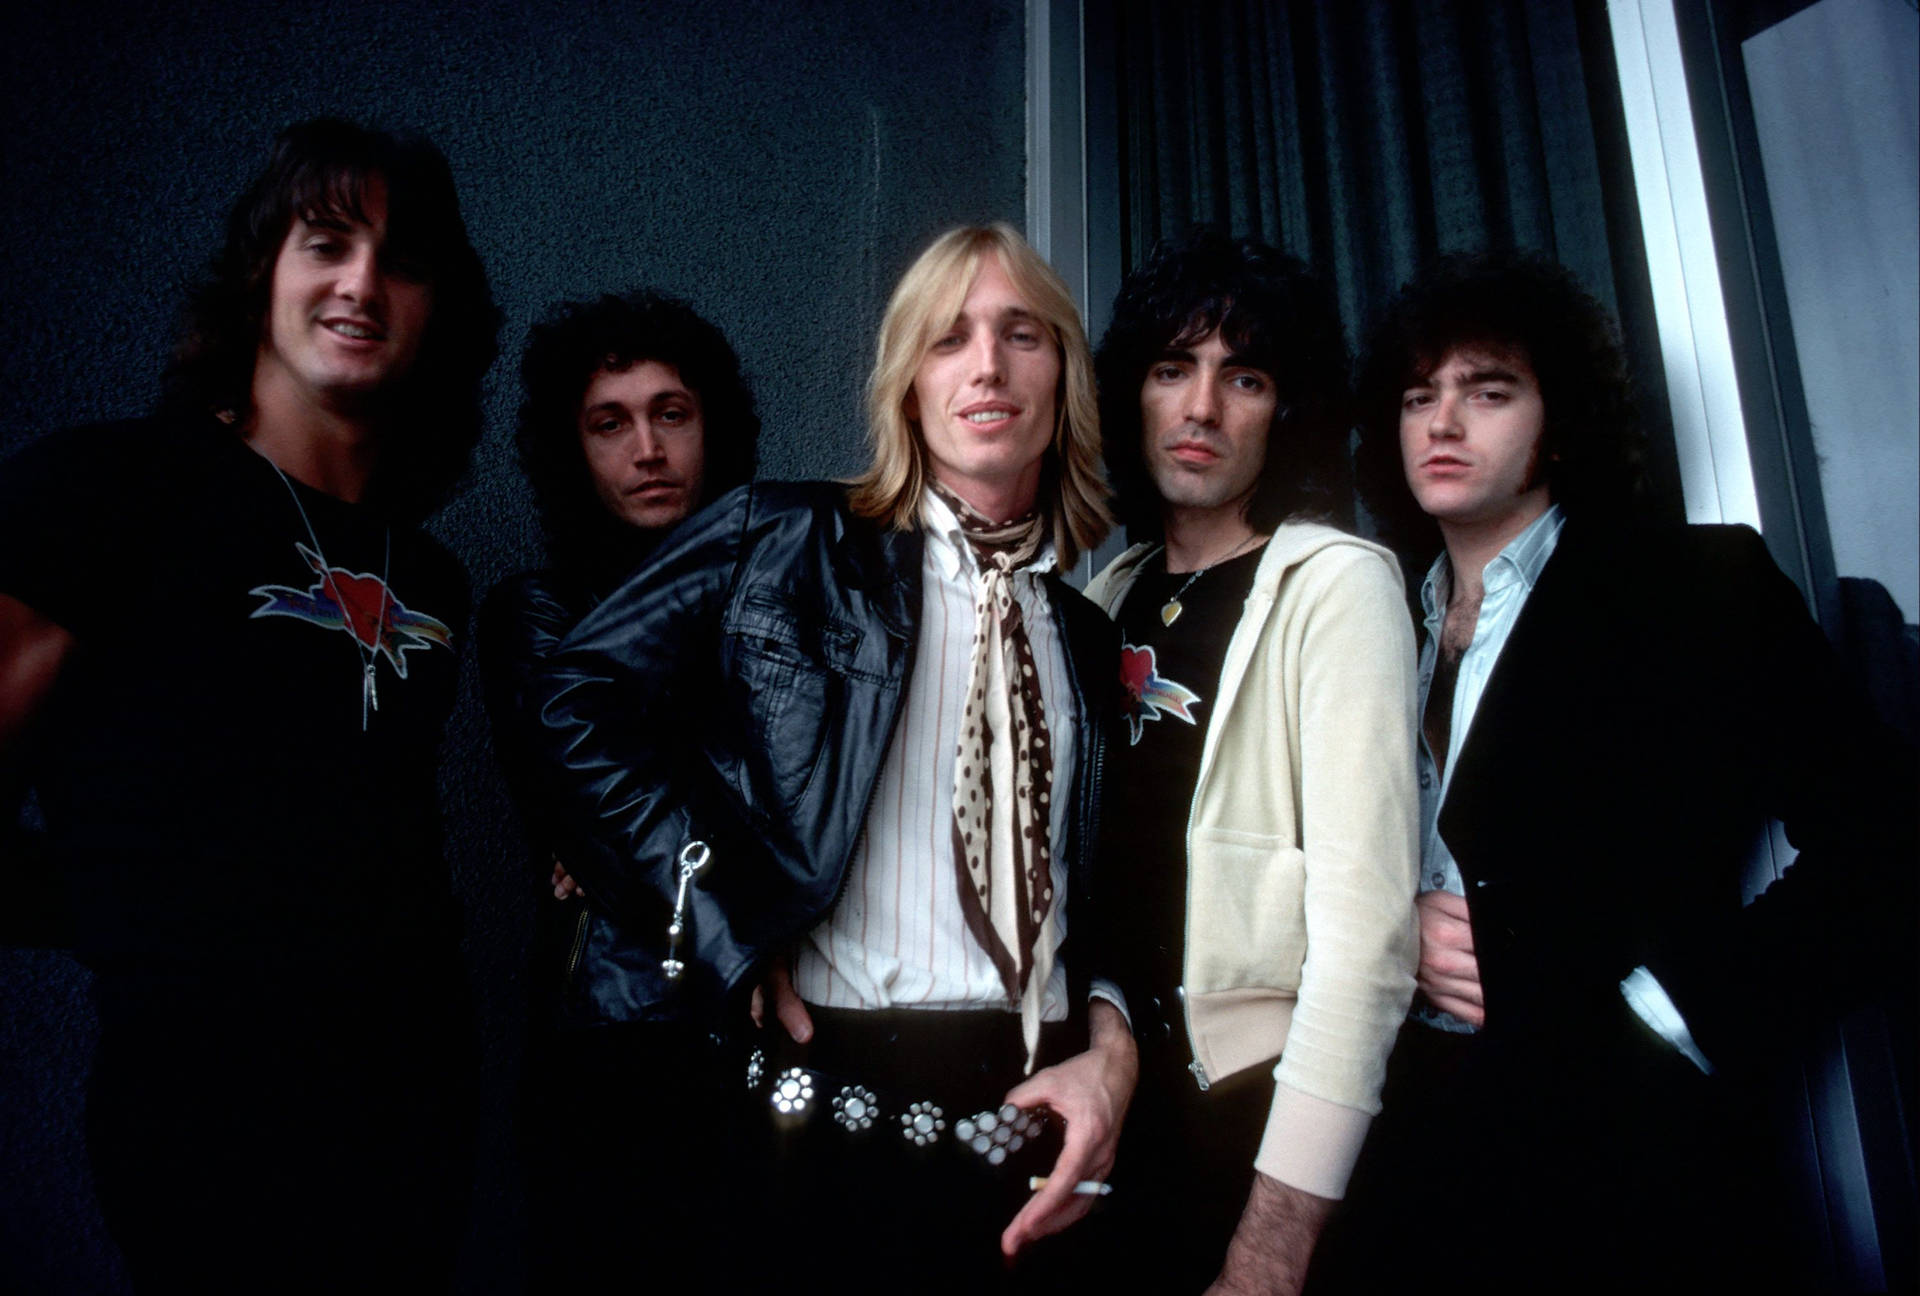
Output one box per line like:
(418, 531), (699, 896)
(1158, 534), (1263, 627)
(267, 463), (390, 731)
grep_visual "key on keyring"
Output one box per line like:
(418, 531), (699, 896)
(661, 840), (712, 980)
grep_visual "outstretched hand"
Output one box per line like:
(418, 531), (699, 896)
(998, 999), (1136, 1257)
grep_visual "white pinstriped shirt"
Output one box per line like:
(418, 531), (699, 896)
(790, 491), (1076, 1019)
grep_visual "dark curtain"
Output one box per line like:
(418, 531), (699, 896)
(1089, 0), (1658, 371)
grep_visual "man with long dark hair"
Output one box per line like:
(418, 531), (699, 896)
(479, 289), (761, 1286)
(0, 118), (496, 1290)
(1081, 230), (1419, 1294)
(1322, 252), (1915, 1289)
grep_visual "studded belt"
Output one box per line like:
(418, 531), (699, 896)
(744, 1042), (1053, 1166)
(742, 1006), (1073, 1169)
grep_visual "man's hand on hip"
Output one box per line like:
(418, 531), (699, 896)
(748, 953), (813, 1043)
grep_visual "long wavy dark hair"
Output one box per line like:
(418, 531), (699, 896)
(516, 290), (760, 583)
(161, 118), (498, 522)
(1096, 228), (1353, 543)
(1354, 251), (1646, 560)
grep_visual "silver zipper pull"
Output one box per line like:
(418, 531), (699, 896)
(1159, 990), (1205, 1090)
(661, 840), (712, 981)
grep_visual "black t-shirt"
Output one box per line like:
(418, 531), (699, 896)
(0, 413), (467, 972)
(1098, 542), (1267, 1034)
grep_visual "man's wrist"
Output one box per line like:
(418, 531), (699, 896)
(1085, 999), (1138, 1100)
(1213, 1171), (1333, 1296)
(1088, 976), (1131, 1028)
(1087, 998), (1134, 1053)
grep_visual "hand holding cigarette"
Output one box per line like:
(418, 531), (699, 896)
(1028, 1176), (1113, 1196)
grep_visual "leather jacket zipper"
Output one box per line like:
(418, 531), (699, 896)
(563, 906), (591, 988)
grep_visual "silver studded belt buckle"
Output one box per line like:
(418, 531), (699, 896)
(956, 1104), (1043, 1165)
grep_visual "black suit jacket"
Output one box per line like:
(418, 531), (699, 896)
(1437, 518), (1913, 1072)
(1327, 519), (1913, 1291)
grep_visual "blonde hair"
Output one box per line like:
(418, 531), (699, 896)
(848, 223), (1111, 569)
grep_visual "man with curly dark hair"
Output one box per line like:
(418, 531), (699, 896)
(1352, 252), (1645, 565)
(1321, 252), (1914, 1290)
(478, 289), (762, 1287)
(1080, 230), (1419, 1295)
(0, 118), (497, 1289)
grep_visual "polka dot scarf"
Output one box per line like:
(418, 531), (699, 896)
(932, 481), (1056, 1074)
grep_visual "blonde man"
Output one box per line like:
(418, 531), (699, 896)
(528, 224), (1136, 1291)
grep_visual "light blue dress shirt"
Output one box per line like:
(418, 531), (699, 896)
(1413, 505), (1566, 1033)
(1409, 506), (1710, 1072)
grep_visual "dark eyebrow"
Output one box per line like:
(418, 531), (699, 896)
(1461, 367), (1521, 385)
(1157, 346), (1268, 374)
(580, 402), (625, 421)
(295, 211), (355, 233)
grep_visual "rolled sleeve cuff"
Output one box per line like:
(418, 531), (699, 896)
(1253, 1081), (1373, 1201)
(1088, 977), (1130, 1029)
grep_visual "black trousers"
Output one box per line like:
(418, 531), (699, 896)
(86, 963), (477, 1294)
(763, 1006), (1094, 1295)
(1307, 1015), (1804, 1294)
(523, 1019), (772, 1289)
(1073, 1042), (1276, 1292)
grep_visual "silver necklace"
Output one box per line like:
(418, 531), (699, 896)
(1158, 533), (1263, 627)
(267, 462), (390, 731)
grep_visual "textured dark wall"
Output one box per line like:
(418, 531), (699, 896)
(0, 2), (1026, 1290)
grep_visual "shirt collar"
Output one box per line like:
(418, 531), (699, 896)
(919, 488), (1059, 583)
(1420, 503), (1565, 629)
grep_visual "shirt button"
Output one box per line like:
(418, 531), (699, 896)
(1419, 771), (1433, 789)
(1430, 872), (1445, 887)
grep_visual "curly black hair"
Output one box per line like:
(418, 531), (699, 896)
(1354, 252), (1646, 557)
(161, 118), (499, 522)
(1096, 229), (1353, 542)
(516, 290), (759, 579)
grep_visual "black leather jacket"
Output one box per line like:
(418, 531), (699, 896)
(522, 482), (1117, 1025)
(478, 566), (617, 1025)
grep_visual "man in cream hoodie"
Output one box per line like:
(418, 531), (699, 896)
(1082, 231), (1419, 1295)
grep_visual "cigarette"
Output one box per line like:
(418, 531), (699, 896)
(1027, 1176), (1112, 1196)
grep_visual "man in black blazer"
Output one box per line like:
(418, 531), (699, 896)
(1311, 253), (1914, 1291)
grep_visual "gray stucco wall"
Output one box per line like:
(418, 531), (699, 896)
(0, 2), (1026, 1290)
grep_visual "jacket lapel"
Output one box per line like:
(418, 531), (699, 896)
(1435, 522), (1601, 882)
